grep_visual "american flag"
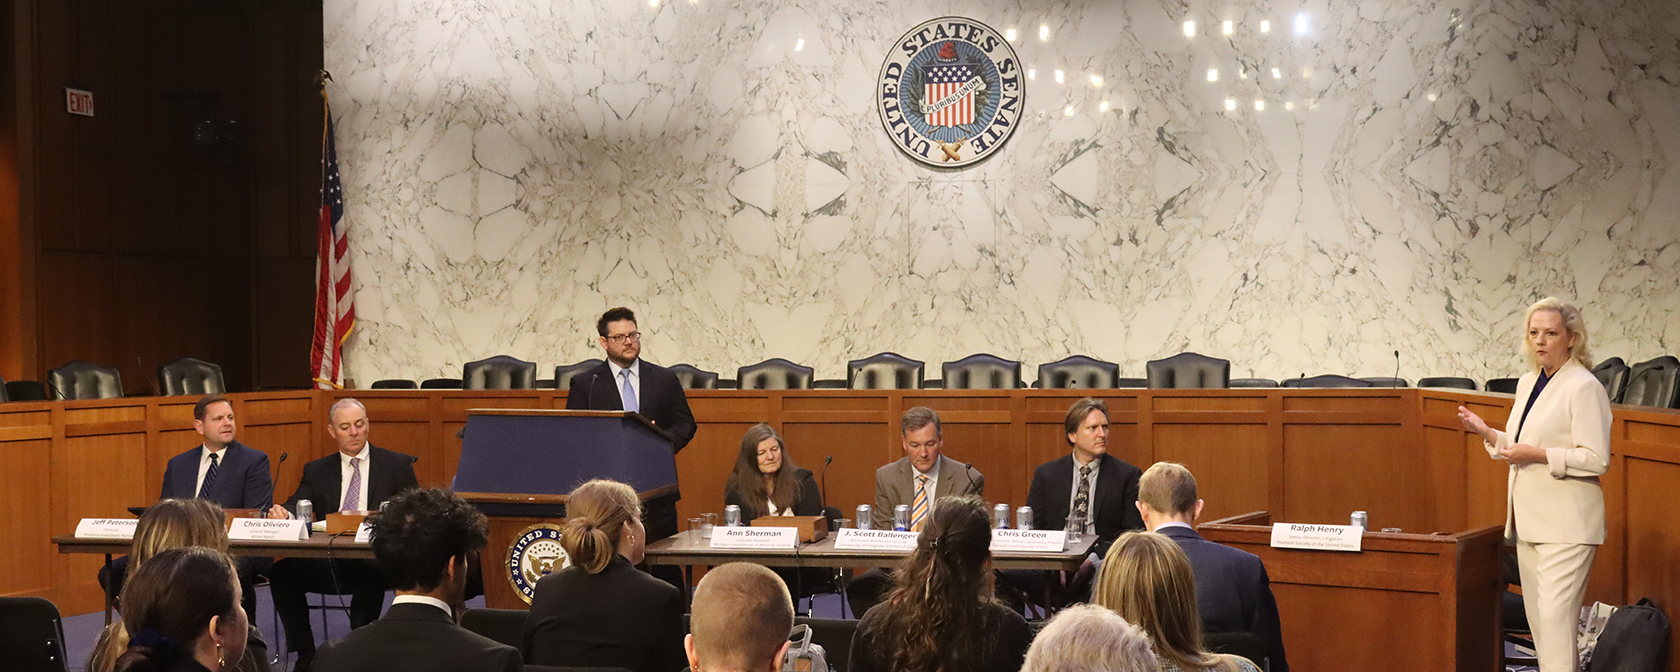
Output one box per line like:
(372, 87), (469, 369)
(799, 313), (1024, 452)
(310, 101), (354, 389)
(923, 62), (977, 127)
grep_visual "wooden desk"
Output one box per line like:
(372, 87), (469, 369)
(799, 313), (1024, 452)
(643, 533), (1096, 571)
(53, 532), (373, 560)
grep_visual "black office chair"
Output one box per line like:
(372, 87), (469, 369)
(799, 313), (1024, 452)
(1228, 378), (1279, 388)
(553, 359), (605, 392)
(534, 378), (558, 389)
(460, 607), (525, 649)
(157, 357), (226, 396)
(1146, 352), (1231, 389)
(1417, 376), (1476, 390)
(462, 355), (538, 390)
(1484, 378), (1519, 394)
(0, 375), (7, 402)
(1282, 375), (1373, 388)
(1623, 356), (1680, 408)
(667, 364), (720, 390)
(47, 360), (123, 400)
(847, 352), (924, 389)
(420, 378), (463, 389)
(1036, 355), (1119, 389)
(1590, 357), (1630, 404)
(1359, 377), (1409, 387)
(369, 379), (418, 389)
(5, 380), (47, 401)
(1204, 630), (1270, 672)
(794, 616), (860, 672)
(737, 359), (814, 390)
(1116, 377), (1148, 388)
(942, 354), (1022, 389)
(0, 596), (70, 672)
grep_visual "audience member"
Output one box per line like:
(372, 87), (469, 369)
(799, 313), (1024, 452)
(1093, 532), (1260, 672)
(523, 479), (685, 672)
(109, 546), (249, 672)
(849, 495), (1030, 672)
(1021, 604), (1156, 672)
(310, 488), (520, 672)
(685, 563), (794, 672)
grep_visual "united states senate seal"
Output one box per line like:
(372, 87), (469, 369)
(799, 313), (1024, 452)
(877, 17), (1024, 168)
(506, 522), (569, 604)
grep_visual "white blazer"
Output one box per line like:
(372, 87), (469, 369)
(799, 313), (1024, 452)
(1485, 358), (1612, 545)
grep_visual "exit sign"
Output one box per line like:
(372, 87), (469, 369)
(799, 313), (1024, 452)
(65, 88), (94, 117)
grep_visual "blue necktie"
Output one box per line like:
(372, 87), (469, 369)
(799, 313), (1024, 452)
(620, 370), (639, 414)
(199, 453), (220, 499)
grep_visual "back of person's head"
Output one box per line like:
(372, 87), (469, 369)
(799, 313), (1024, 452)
(1094, 532), (1243, 671)
(560, 479), (641, 574)
(112, 547), (243, 672)
(877, 494), (995, 672)
(367, 487), (488, 592)
(1137, 462), (1198, 516)
(1022, 604), (1156, 672)
(91, 498), (231, 671)
(688, 563), (793, 672)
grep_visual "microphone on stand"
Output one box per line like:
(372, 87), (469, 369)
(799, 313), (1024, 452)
(1393, 350), (1401, 387)
(265, 452), (289, 515)
(962, 462), (981, 492)
(820, 455), (833, 508)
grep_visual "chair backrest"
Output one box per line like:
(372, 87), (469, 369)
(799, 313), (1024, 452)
(0, 374), (7, 402)
(5, 380), (47, 401)
(1484, 378), (1519, 394)
(0, 596), (69, 672)
(847, 352), (924, 390)
(737, 359), (814, 390)
(1359, 377), (1409, 388)
(46, 361), (123, 400)
(1283, 375), (1373, 388)
(459, 607), (525, 650)
(942, 354), (1022, 390)
(795, 616), (860, 672)
(157, 357), (226, 396)
(1204, 630), (1269, 672)
(1623, 356), (1680, 408)
(1116, 377), (1148, 388)
(1228, 378), (1279, 388)
(1036, 355), (1119, 389)
(667, 364), (719, 390)
(370, 379), (417, 389)
(1590, 357), (1630, 404)
(1417, 377), (1477, 390)
(1146, 352), (1231, 389)
(462, 356), (537, 390)
(555, 359), (605, 391)
(420, 378), (463, 389)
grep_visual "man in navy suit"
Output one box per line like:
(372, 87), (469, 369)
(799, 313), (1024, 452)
(1138, 462), (1289, 672)
(266, 398), (420, 670)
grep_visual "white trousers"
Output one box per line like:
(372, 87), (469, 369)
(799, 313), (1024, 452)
(1515, 540), (1597, 672)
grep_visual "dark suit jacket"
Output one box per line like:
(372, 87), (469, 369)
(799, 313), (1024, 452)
(1025, 453), (1143, 558)
(522, 554), (686, 672)
(1157, 525), (1289, 672)
(160, 441), (274, 510)
(872, 455), (984, 530)
(565, 359), (697, 452)
(312, 602), (522, 672)
(724, 466), (823, 520)
(282, 444), (419, 514)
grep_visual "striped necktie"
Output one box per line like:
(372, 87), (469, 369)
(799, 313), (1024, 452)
(911, 475), (931, 531)
(198, 452), (220, 499)
(341, 456), (361, 512)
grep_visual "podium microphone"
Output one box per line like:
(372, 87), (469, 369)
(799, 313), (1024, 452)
(820, 455), (833, 508)
(1393, 350), (1401, 387)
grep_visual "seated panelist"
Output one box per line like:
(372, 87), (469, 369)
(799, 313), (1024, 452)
(723, 423), (822, 519)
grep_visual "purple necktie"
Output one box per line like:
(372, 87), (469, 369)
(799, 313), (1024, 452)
(341, 456), (361, 512)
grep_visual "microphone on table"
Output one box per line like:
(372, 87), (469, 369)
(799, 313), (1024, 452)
(820, 455), (833, 508)
(1393, 350), (1401, 388)
(139, 357), (161, 396)
(962, 462), (981, 492)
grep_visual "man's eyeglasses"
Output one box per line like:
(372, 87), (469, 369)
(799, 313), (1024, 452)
(606, 332), (642, 344)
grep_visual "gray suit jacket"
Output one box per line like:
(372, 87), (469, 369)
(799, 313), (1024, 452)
(872, 455), (984, 530)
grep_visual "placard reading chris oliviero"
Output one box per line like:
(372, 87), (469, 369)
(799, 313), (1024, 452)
(878, 17), (1024, 168)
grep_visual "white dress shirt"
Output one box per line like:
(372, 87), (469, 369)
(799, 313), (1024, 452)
(608, 359), (641, 409)
(1066, 454), (1102, 535)
(914, 464), (939, 499)
(1153, 521), (1194, 532)
(195, 445), (228, 495)
(339, 450), (372, 512)
(390, 594), (452, 618)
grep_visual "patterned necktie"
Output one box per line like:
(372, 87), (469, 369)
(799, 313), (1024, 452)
(198, 452), (220, 499)
(911, 475), (931, 532)
(620, 370), (639, 414)
(341, 456), (361, 512)
(1070, 463), (1094, 534)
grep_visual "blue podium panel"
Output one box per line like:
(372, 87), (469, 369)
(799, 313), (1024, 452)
(454, 410), (678, 502)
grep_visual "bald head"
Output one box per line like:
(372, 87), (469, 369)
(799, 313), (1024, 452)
(686, 563), (793, 672)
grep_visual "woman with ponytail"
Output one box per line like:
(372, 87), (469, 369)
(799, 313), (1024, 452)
(522, 479), (686, 672)
(848, 495), (1031, 672)
(111, 546), (249, 672)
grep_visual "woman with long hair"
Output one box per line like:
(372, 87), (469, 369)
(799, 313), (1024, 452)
(523, 479), (686, 672)
(723, 423), (822, 519)
(110, 546), (249, 672)
(1093, 532), (1258, 672)
(848, 495), (1031, 672)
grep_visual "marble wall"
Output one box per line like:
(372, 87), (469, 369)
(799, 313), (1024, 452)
(323, 0), (1680, 386)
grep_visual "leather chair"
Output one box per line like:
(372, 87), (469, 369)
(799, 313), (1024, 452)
(462, 356), (537, 390)
(1623, 356), (1680, 408)
(369, 379), (417, 389)
(1484, 378), (1519, 394)
(555, 359), (605, 391)
(1591, 357), (1630, 404)
(5, 381), (47, 401)
(1417, 377), (1476, 390)
(847, 352), (924, 390)
(941, 354), (1022, 390)
(47, 361), (123, 400)
(1359, 377), (1409, 387)
(1146, 352), (1231, 389)
(1282, 375), (1372, 388)
(737, 359), (814, 390)
(1116, 377), (1148, 388)
(1036, 355), (1119, 389)
(667, 364), (720, 390)
(157, 357), (226, 396)
(0, 596), (69, 672)
(420, 378), (463, 389)
(534, 379), (557, 389)
(460, 607), (524, 650)
(1229, 378), (1279, 388)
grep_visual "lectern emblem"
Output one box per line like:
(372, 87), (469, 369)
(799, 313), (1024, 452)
(877, 17), (1024, 167)
(507, 523), (569, 604)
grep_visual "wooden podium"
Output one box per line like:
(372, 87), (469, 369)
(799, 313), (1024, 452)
(454, 409), (678, 609)
(1197, 512), (1504, 672)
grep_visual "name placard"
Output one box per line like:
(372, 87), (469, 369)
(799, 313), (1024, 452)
(1269, 523), (1363, 552)
(228, 518), (308, 542)
(354, 522), (372, 544)
(75, 518), (138, 539)
(990, 528), (1066, 553)
(709, 526), (800, 549)
(831, 528), (920, 552)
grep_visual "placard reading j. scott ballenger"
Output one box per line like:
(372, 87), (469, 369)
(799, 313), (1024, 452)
(877, 17), (1024, 168)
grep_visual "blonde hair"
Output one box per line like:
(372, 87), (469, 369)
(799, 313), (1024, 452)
(1094, 532), (1246, 672)
(90, 499), (230, 672)
(1138, 462), (1198, 515)
(691, 563), (793, 672)
(1022, 604), (1157, 672)
(559, 480), (641, 574)
(1521, 297), (1593, 372)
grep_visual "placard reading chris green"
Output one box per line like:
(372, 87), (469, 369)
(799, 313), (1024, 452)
(878, 17), (1024, 167)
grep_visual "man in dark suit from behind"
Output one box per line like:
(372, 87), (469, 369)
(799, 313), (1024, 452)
(685, 563), (794, 672)
(1138, 462), (1288, 672)
(266, 397), (420, 670)
(311, 487), (521, 672)
(566, 306), (696, 587)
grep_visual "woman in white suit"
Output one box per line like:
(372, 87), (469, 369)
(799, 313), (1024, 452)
(1457, 297), (1612, 672)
